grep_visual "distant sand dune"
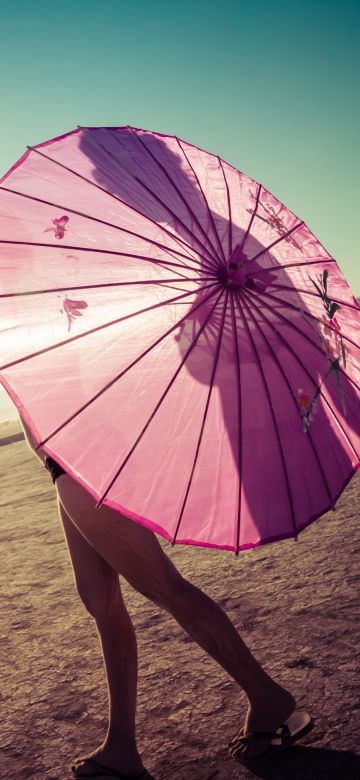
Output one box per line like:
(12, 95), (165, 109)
(0, 431), (24, 447)
(0, 418), (22, 434)
(0, 418), (24, 447)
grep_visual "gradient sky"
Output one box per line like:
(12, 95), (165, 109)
(0, 0), (359, 417)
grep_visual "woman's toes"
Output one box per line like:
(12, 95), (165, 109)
(71, 758), (83, 769)
(228, 735), (240, 748)
(232, 744), (248, 760)
(71, 758), (99, 776)
(229, 736), (270, 762)
(71, 759), (86, 772)
(229, 739), (246, 757)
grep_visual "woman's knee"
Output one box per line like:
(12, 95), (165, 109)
(128, 563), (189, 611)
(57, 497), (125, 620)
(75, 568), (124, 620)
(56, 474), (188, 611)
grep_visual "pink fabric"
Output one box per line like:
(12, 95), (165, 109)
(1, 126), (359, 552)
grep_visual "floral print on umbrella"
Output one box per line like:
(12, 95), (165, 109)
(246, 195), (304, 252)
(44, 215), (69, 239)
(296, 388), (319, 433)
(297, 270), (347, 432)
(61, 296), (88, 332)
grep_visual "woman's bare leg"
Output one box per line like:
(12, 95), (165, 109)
(57, 499), (145, 776)
(55, 473), (296, 763)
(21, 425), (146, 772)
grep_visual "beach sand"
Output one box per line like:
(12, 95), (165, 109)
(0, 437), (359, 779)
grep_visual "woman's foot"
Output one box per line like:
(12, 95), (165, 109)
(229, 685), (296, 763)
(72, 739), (145, 777)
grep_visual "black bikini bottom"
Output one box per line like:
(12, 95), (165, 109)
(45, 455), (67, 484)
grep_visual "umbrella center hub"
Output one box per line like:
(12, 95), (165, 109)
(218, 247), (250, 289)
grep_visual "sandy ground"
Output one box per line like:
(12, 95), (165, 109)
(0, 436), (359, 780)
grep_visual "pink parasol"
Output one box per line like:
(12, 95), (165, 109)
(0, 125), (359, 553)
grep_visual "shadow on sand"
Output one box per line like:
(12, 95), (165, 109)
(167, 744), (360, 779)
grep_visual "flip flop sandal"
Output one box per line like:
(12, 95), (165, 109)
(228, 709), (314, 765)
(71, 756), (155, 779)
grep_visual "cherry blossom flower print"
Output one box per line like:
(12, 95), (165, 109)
(44, 215), (69, 239)
(61, 296), (88, 332)
(310, 269), (347, 369)
(296, 389), (319, 433)
(246, 196), (303, 251)
(297, 270), (347, 431)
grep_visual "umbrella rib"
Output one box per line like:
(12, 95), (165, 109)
(262, 282), (360, 312)
(249, 288), (360, 349)
(0, 240), (201, 285)
(0, 184), (206, 273)
(27, 147), (218, 275)
(34, 284), (222, 461)
(0, 280), (218, 373)
(122, 127), (223, 268)
(253, 258), (335, 274)
(254, 212), (303, 250)
(94, 288), (226, 510)
(0, 277), (206, 300)
(250, 221), (304, 261)
(234, 290), (298, 539)
(218, 157), (232, 259)
(175, 137), (228, 265)
(243, 285), (360, 393)
(243, 286), (359, 464)
(230, 294), (242, 555)
(81, 127), (220, 272)
(240, 288), (340, 502)
(237, 183), (262, 252)
(171, 290), (230, 545)
(30, 142), (208, 267)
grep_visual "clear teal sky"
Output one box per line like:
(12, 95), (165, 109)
(0, 0), (359, 416)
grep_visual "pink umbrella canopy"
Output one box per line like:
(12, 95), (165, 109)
(0, 125), (359, 553)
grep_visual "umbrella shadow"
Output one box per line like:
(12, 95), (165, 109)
(78, 127), (360, 548)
